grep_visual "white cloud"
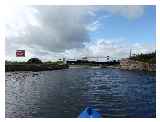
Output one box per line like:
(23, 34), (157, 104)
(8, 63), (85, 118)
(5, 6), (91, 54)
(4, 5), (152, 61)
(6, 38), (155, 62)
(61, 39), (155, 61)
(86, 20), (101, 32)
(131, 42), (155, 55)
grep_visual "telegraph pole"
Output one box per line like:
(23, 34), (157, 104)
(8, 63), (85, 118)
(129, 49), (132, 58)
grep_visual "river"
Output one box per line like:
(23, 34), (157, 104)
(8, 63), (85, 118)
(5, 67), (156, 118)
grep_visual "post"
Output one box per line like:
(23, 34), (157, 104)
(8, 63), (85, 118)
(130, 49), (132, 58)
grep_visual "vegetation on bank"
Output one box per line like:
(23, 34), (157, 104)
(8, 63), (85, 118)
(5, 58), (65, 65)
(5, 58), (68, 72)
(129, 52), (156, 64)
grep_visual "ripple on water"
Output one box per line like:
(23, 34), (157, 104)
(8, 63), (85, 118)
(6, 69), (156, 118)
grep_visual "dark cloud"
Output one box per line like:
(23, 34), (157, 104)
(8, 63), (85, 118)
(6, 6), (91, 53)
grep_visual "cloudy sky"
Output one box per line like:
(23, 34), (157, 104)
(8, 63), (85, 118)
(4, 5), (155, 61)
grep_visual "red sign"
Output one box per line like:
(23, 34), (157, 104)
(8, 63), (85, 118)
(16, 50), (25, 57)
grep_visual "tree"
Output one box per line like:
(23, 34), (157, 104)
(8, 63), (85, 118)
(27, 58), (43, 64)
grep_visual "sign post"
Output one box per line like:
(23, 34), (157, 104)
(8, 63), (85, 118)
(16, 50), (25, 57)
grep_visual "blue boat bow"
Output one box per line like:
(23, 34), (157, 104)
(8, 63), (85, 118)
(79, 107), (102, 118)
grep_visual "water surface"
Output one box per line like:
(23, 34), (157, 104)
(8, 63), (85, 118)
(6, 68), (156, 118)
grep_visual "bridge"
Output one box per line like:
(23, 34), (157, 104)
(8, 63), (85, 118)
(66, 56), (120, 65)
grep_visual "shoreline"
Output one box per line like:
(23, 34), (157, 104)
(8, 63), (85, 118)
(5, 62), (156, 72)
(5, 64), (69, 72)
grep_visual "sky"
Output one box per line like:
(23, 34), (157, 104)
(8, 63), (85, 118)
(4, 5), (156, 61)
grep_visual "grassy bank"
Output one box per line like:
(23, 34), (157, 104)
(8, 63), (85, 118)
(5, 60), (68, 72)
(5, 64), (68, 72)
(129, 52), (156, 64)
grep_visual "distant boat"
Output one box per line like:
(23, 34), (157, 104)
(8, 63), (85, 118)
(79, 107), (102, 118)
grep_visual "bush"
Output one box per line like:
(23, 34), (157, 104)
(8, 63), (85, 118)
(27, 58), (43, 64)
